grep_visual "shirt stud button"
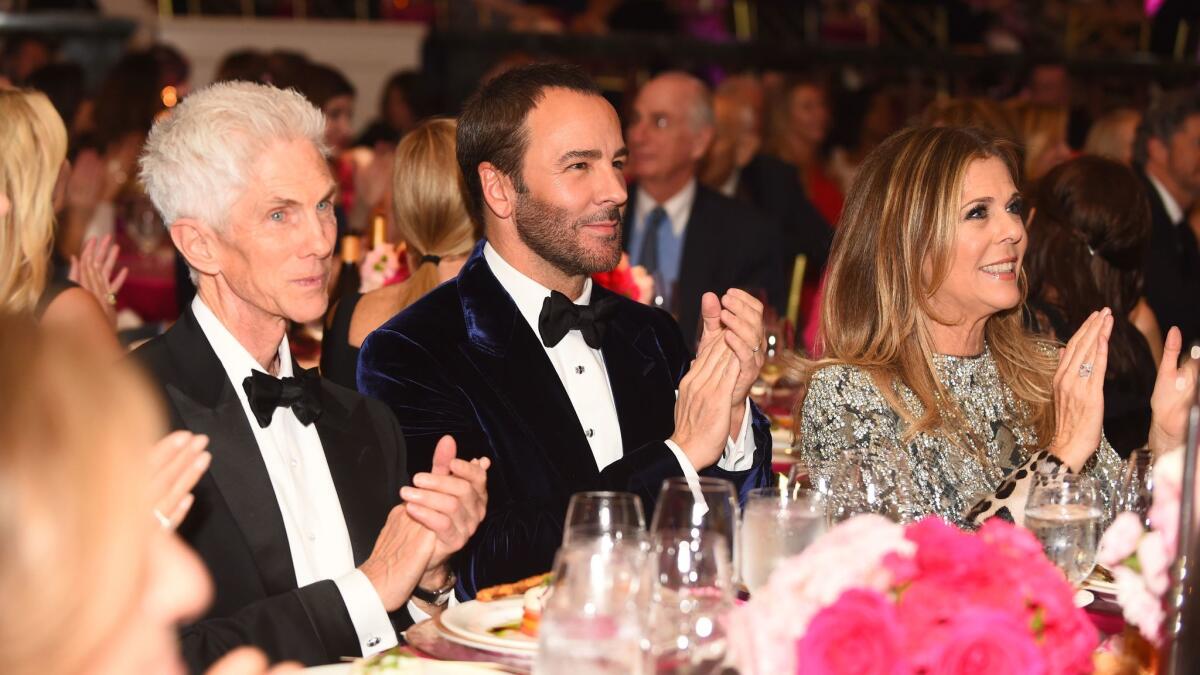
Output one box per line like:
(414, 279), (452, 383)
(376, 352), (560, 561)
(586, 428), (594, 438)
(576, 365), (585, 374)
(367, 636), (381, 648)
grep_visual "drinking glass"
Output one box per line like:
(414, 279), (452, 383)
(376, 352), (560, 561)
(650, 477), (739, 573)
(534, 536), (648, 675)
(1024, 473), (1102, 586)
(788, 462), (831, 498)
(827, 447), (915, 523)
(1117, 448), (1154, 526)
(563, 491), (646, 547)
(740, 487), (827, 593)
(645, 529), (734, 674)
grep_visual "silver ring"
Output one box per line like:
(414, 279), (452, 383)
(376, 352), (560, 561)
(153, 509), (171, 530)
(751, 345), (761, 354)
(1078, 362), (1094, 379)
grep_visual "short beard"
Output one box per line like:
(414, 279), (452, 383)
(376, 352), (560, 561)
(513, 190), (623, 277)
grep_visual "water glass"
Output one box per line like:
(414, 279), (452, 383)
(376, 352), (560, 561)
(740, 487), (827, 593)
(534, 536), (648, 675)
(563, 491), (646, 547)
(645, 529), (734, 674)
(649, 477), (739, 561)
(1117, 448), (1154, 526)
(1024, 473), (1102, 587)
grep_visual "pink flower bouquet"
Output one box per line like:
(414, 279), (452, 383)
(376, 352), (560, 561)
(1096, 447), (1183, 644)
(727, 515), (1097, 675)
(359, 243), (401, 293)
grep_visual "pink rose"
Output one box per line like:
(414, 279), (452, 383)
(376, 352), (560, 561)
(1137, 529), (1171, 596)
(902, 517), (989, 587)
(978, 518), (1045, 559)
(1098, 512), (1145, 567)
(796, 590), (912, 675)
(909, 607), (1047, 675)
(1113, 566), (1166, 644)
(1037, 597), (1100, 675)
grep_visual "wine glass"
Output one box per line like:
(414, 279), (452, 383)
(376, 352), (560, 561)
(1117, 448), (1154, 526)
(534, 536), (648, 675)
(740, 486), (826, 593)
(645, 529), (734, 674)
(827, 447), (916, 523)
(1024, 473), (1102, 586)
(563, 491), (646, 547)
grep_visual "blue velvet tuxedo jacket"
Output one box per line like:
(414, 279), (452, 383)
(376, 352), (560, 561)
(358, 242), (772, 596)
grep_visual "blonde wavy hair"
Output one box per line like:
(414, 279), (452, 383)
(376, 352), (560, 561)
(1007, 100), (1069, 182)
(796, 126), (1058, 450)
(390, 118), (478, 310)
(0, 314), (165, 675)
(0, 90), (68, 314)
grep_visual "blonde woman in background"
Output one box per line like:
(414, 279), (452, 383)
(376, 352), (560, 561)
(1007, 100), (1073, 183)
(0, 314), (296, 675)
(0, 89), (120, 354)
(1084, 108), (1141, 165)
(922, 97), (1019, 142)
(795, 126), (1196, 528)
(321, 118), (479, 389)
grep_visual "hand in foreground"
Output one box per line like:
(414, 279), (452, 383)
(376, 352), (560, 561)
(670, 332), (741, 470)
(400, 435), (490, 589)
(149, 431), (211, 530)
(1048, 309), (1113, 471)
(1148, 326), (1200, 454)
(68, 234), (128, 324)
(206, 646), (302, 675)
(359, 503), (437, 612)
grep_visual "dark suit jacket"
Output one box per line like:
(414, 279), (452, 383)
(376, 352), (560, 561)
(623, 183), (784, 349)
(1139, 169), (1200, 346)
(132, 307), (412, 672)
(357, 242), (772, 596)
(737, 154), (834, 278)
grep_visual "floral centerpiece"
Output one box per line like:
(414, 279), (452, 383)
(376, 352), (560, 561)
(1096, 447), (1183, 645)
(591, 253), (654, 305)
(727, 515), (1097, 675)
(359, 242), (407, 293)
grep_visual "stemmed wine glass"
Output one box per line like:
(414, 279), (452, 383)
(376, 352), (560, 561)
(1116, 448), (1154, 526)
(827, 447), (915, 523)
(563, 491), (646, 547)
(1024, 473), (1102, 586)
(650, 477), (739, 574)
(644, 529), (734, 674)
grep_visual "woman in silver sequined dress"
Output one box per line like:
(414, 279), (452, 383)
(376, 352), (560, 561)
(794, 126), (1197, 528)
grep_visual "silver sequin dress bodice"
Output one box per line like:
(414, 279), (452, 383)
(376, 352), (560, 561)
(799, 346), (1122, 528)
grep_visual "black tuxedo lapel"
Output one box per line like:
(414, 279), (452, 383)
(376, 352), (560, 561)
(162, 310), (298, 596)
(597, 287), (677, 451)
(456, 249), (602, 484)
(315, 387), (392, 564)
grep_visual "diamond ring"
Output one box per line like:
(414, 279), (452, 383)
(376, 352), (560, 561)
(1078, 362), (1094, 379)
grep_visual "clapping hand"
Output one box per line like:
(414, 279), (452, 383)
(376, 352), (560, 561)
(697, 289), (765, 431)
(1049, 309), (1113, 471)
(149, 431), (211, 530)
(1148, 326), (1200, 454)
(671, 330), (742, 470)
(68, 234), (128, 325)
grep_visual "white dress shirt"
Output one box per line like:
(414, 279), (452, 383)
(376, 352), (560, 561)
(482, 245), (756, 494)
(191, 297), (399, 656)
(1147, 170), (1185, 225)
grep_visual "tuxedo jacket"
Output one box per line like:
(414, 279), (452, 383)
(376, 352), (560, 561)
(357, 242), (772, 596)
(737, 154), (834, 277)
(623, 183), (784, 349)
(1139, 169), (1200, 346)
(132, 308), (412, 672)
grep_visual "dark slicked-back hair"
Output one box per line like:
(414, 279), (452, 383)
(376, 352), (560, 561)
(1133, 89), (1200, 166)
(456, 63), (601, 226)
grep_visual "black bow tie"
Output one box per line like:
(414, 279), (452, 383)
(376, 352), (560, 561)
(242, 368), (323, 428)
(538, 290), (617, 349)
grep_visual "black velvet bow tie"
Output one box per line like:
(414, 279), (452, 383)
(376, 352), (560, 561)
(538, 290), (617, 349)
(242, 367), (323, 428)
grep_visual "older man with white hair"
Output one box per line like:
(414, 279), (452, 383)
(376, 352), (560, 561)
(133, 81), (488, 672)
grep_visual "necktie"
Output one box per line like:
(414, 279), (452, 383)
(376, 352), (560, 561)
(538, 290), (618, 349)
(637, 206), (668, 274)
(242, 367), (324, 428)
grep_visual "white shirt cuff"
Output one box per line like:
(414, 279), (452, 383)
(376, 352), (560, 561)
(333, 570), (398, 656)
(719, 398), (756, 472)
(406, 593), (461, 625)
(665, 439), (710, 517)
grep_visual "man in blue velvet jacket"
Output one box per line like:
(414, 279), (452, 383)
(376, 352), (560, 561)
(358, 64), (772, 595)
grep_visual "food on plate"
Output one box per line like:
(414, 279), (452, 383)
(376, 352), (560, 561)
(475, 572), (550, 602)
(519, 584), (548, 638)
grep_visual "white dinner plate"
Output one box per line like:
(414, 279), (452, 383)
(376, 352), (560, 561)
(1074, 589), (1095, 607)
(436, 598), (537, 655)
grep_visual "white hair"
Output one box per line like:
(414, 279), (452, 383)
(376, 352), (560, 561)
(139, 81), (328, 230)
